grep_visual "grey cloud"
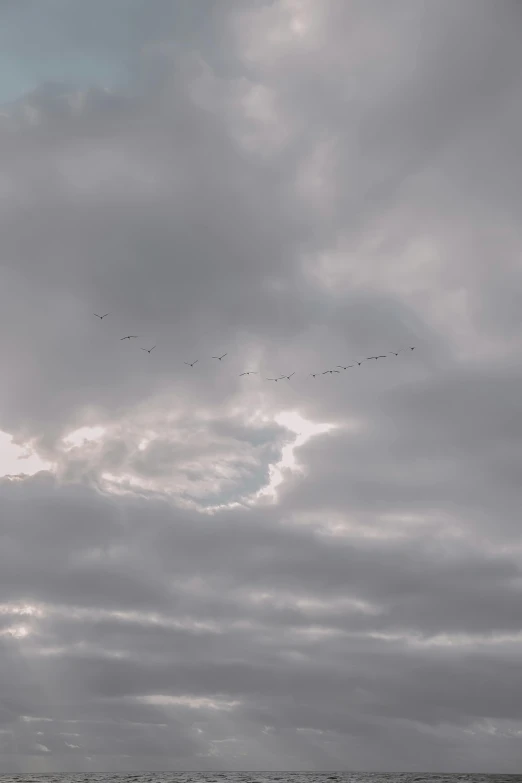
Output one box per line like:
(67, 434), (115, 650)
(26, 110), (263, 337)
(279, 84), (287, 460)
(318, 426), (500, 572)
(2, 451), (522, 769)
(277, 361), (522, 539)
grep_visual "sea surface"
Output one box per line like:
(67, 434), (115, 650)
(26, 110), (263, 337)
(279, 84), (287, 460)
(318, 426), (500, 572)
(0, 774), (519, 783)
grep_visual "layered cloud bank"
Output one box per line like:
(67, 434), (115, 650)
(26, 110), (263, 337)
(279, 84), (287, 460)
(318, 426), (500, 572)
(1, 0), (522, 773)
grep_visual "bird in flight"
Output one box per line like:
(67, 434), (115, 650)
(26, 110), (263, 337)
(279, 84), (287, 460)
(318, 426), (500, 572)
(323, 369), (340, 374)
(141, 346), (156, 354)
(355, 360), (365, 366)
(266, 376), (284, 382)
(184, 360), (198, 367)
(309, 372), (320, 378)
(239, 371), (258, 376)
(389, 351), (401, 356)
(212, 353), (227, 361)
(282, 372), (295, 380)
(121, 335), (138, 340)
(94, 313), (109, 319)
(375, 355), (387, 359)
(409, 346), (415, 351)
(337, 364), (354, 370)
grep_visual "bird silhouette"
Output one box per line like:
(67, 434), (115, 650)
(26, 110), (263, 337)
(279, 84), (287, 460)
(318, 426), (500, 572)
(239, 371), (258, 376)
(376, 355), (387, 359)
(282, 372), (295, 380)
(323, 369), (340, 374)
(94, 313), (109, 319)
(121, 335), (138, 340)
(266, 377), (284, 382)
(337, 364), (354, 370)
(309, 373), (320, 378)
(409, 346), (415, 351)
(355, 360), (365, 366)
(184, 360), (198, 367)
(212, 353), (227, 361)
(141, 346), (156, 354)
(390, 351), (401, 356)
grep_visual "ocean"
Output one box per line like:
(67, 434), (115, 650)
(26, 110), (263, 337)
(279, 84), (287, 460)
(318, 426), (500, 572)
(0, 773), (518, 783)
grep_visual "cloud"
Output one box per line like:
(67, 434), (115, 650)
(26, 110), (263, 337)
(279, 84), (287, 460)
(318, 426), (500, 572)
(1, 0), (522, 773)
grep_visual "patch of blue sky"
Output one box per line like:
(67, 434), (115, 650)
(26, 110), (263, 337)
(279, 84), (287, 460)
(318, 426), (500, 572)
(0, 52), (129, 104)
(0, 0), (242, 105)
(0, 0), (155, 104)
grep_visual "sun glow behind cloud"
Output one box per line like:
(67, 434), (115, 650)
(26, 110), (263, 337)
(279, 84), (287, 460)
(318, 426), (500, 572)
(62, 426), (106, 449)
(254, 410), (334, 502)
(0, 431), (51, 477)
(51, 405), (337, 512)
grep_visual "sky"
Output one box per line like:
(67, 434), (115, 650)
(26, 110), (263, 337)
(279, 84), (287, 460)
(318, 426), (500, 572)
(0, 0), (522, 774)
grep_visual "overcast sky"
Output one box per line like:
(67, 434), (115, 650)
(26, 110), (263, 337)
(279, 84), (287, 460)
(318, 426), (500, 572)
(1, 0), (522, 774)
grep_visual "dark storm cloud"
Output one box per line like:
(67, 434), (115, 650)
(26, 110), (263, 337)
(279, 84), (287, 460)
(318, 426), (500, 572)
(1, 0), (522, 774)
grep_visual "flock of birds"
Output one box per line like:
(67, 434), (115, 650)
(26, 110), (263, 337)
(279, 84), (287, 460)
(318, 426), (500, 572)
(94, 312), (415, 380)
